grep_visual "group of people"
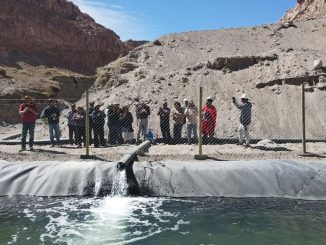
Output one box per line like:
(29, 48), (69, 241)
(158, 97), (217, 144)
(18, 94), (252, 151)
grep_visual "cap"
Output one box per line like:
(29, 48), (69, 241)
(23, 96), (32, 100)
(183, 98), (189, 102)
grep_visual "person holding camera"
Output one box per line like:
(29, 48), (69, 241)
(19, 96), (38, 151)
(232, 94), (252, 147)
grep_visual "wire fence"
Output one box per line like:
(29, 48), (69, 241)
(0, 85), (325, 159)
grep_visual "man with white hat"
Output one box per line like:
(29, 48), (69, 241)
(183, 98), (189, 108)
(232, 94), (252, 147)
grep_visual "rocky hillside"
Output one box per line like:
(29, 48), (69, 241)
(280, 0), (326, 23)
(0, 0), (140, 74)
(91, 18), (326, 140)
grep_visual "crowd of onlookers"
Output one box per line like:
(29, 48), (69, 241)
(18, 94), (252, 152)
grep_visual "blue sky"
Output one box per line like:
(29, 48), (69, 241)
(71, 0), (296, 41)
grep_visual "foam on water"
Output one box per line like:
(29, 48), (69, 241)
(29, 196), (186, 244)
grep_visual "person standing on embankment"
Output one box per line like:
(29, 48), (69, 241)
(232, 94), (252, 147)
(90, 104), (106, 147)
(201, 96), (217, 144)
(171, 101), (186, 144)
(136, 101), (151, 143)
(41, 99), (61, 147)
(157, 100), (171, 144)
(19, 96), (38, 151)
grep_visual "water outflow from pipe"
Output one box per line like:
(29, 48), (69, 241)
(110, 168), (128, 196)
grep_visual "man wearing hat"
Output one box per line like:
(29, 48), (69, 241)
(183, 98), (189, 108)
(19, 96), (38, 151)
(232, 94), (252, 147)
(201, 96), (217, 143)
(136, 100), (151, 143)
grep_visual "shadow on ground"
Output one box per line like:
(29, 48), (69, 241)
(34, 149), (67, 155)
(250, 145), (292, 152)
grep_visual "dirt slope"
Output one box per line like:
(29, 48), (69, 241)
(90, 18), (326, 140)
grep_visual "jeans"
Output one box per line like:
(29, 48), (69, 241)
(49, 123), (60, 145)
(173, 124), (183, 144)
(21, 122), (35, 149)
(187, 124), (197, 144)
(137, 118), (148, 141)
(239, 124), (250, 145)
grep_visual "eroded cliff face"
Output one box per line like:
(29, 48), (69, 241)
(0, 0), (130, 74)
(280, 0), (326, 23)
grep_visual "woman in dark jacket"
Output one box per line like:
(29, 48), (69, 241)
(107, 104), (120, 145)
(120, 106), (134, 144)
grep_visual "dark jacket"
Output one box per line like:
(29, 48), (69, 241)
(136, 105), (150, 119)
(107, 109), (120, 127)
(120, 112), (134, 132)
(158, 107), (170, 124)
(41, 106), (60, 124)
(90, 110), (106, 125)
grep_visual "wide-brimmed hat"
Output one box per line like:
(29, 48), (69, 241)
(206, 96), (214, 101)
(241, 94), (249, 100)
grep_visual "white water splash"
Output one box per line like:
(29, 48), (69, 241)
(110, 168), (128, 197)
(35, 197), (185, 245)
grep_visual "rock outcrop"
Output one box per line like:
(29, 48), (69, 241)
(0, 0), (142, 74)
(280, 0), (326, 23)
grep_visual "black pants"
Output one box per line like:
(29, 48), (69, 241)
(76, 126), (85, 146)
(108, 125), (118, 145)
(173, 124), (183, 144)
(68, 124), (76, 145)
(93, 123), (105, 147)
(160, 122), (171, 144)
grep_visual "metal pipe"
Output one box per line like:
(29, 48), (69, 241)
(117, 140), (152, 170)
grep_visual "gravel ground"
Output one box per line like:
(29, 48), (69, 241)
(0, 142), (325, 162)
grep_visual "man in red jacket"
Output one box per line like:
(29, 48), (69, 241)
(19, 96), (38, 151)
(201, 96), (217, 144)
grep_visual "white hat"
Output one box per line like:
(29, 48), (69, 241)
(206, 96), (214, 101)
(241, 94), (249, 100)
(183, 98), (189, 102)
